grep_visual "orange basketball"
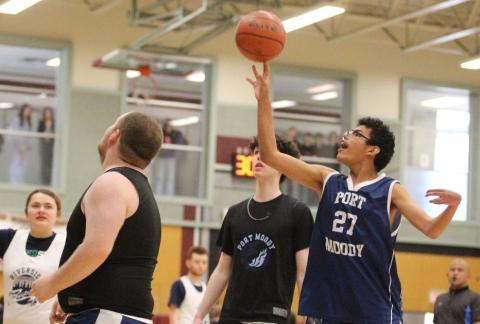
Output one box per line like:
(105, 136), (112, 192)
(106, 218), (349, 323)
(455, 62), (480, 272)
(235, 10), (286, 62)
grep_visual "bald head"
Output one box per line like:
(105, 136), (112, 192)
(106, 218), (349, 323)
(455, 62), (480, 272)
(447, 258), (470, 289)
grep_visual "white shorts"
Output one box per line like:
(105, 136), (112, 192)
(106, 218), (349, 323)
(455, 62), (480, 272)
(66, 308), (152, 324)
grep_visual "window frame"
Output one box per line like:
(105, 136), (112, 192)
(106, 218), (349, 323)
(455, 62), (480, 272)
(120, 53), (217, 207)
(0, 34), (71, 193)
(400, 79), (480, 224)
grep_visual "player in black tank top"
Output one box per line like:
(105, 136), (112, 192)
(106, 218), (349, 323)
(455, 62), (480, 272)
(31, 112), (164, 323)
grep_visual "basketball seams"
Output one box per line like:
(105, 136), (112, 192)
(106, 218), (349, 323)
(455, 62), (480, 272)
(235, 33), (285, 48)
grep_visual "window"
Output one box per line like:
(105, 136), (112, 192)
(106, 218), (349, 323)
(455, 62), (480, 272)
(0, 38), (69, 188)
(271, 65), (353, 206)
(117, 50), (214, 204)
(402, 81), (477, 221)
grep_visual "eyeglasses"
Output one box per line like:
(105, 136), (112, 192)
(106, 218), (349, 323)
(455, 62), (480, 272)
(344, 129), (370, 141)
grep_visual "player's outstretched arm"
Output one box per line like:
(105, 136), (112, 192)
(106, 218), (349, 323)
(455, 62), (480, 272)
(247, 63), (334, 195)
(391, 184), (461, 239)
(193, 252), (232, 324)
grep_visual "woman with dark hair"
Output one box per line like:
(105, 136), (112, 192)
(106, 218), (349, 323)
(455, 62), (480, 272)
(7, 104), (33, 184)
(0, 189), (66, 324)
(37, 106), (55, 185)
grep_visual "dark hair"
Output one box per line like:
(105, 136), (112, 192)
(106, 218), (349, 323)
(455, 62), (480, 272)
(38, 106), (55, 132)
(117, 112), (163, 168)
(249, 134), (300, 183)
(25, 188), (61, 217)
(18, 104), (32, 129)
(187, 246), (208, 259)
(358, 117), (395, 172)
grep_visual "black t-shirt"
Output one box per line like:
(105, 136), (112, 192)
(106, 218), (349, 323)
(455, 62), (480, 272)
(217, 194), (313, 324)
(167, 279), (204, 307)
(0, 229), (56, 257)
(434, 286), (480, 324)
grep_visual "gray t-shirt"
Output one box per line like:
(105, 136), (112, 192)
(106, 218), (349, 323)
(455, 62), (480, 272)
(434, 287), (480, 324)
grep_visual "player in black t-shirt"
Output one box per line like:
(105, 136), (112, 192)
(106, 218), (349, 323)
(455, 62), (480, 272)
(194, 135), (314, 324)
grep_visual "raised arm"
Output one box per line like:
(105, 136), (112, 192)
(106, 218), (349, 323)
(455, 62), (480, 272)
(193, 252), (232, 324)
(247, 63), (334, 196)
(391, 184), (461, 239)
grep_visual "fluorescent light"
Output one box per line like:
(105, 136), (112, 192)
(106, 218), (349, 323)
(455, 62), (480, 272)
(421, 96), (468, 108)
(272, 100), (296, 109)
(0, 0), (42, 14)
(169, 116), (199, 127)
(46, 57), (60, 67)
(305, 83), (337, 94)
(283, 5), (345, 33)
(126, 70), (141, 78)
(186, 70), (205, 83)
(165, 62), (177, 70)
(0, 102), (14, 109)
(460, 55), (480, 70)
(311, 91), (338, 101)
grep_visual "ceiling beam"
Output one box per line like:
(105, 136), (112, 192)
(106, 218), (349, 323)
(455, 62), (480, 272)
(467, 0), (480, 26)
(403, 26), (480, 52)
(329, 0), (472, 42)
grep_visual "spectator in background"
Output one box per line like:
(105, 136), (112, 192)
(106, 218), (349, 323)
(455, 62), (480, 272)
(168, 246), (209, 324)
(434, 258), (480, 324)
(1, 189), (65, 324)
(154, 119), (188, 195)
(301, 132), (316, 156)
(314, 132), (325, 157)
(286, 126), (301, 153)
(322, 130), (339, 158)
(7, 104), (33, 184)
(163, 120), (188, 145)
(37, 106), (55, 185)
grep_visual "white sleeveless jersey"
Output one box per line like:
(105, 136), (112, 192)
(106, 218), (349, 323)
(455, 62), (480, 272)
(179, 276), (209, 324)
(3, 229), (66, 324)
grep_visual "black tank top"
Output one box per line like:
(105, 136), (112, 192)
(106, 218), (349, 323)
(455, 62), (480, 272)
(58, 167), (161, 319)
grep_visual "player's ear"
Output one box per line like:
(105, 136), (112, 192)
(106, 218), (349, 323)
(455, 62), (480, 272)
(367, 145), (380, 157)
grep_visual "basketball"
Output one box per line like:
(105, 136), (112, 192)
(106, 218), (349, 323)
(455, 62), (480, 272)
(235, 10), (286, 62)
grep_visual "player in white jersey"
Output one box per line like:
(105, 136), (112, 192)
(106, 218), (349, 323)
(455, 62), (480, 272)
(168, 246), (210, 324)
(0, 189), (65, 324)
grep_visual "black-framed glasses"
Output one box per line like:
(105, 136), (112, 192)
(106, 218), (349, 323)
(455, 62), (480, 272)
(344, 129), (370, 141)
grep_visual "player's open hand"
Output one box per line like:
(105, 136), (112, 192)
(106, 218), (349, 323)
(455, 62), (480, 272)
(246, 62), (270, 101)
(426, 189), (461, 207)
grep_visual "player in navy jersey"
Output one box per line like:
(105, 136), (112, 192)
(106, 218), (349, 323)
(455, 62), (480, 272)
(247, 63), (462, 324)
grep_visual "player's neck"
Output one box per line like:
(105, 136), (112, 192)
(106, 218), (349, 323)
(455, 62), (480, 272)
(187, 272), (203, 284)
(348, 164), (378, 186)
(254, 177), (282, 202)
(102, 154), (144, 173)
(29, 227), (54, 239)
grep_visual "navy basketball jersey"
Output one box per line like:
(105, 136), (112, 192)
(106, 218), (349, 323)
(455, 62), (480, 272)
(299, 172), (402, 324)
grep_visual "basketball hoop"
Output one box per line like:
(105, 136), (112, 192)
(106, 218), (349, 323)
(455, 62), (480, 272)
(129, 65), (158, 101)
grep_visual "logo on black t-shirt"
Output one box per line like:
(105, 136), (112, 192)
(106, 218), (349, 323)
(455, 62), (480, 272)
(236, 233), (276, 271)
